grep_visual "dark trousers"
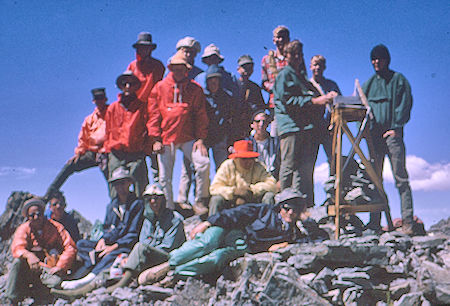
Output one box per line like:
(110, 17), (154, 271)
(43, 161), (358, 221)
(279, 131), (319, 207)
(46, 151), (109, 196)
(76, 239), (131, 275)
(369, 129), (413, 225)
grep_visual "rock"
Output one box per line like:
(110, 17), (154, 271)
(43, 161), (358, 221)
(393, 292), (422, 306)
(412, 235), (447, 249)
(389, 278), (411, 300)
(428, 217), (450, 236)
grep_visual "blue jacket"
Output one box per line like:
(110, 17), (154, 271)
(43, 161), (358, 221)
(102, 193), (144, 248)
(139, 207), (186, 252)
(207, 203), (325, 253)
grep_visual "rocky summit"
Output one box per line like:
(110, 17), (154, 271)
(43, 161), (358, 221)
(0, 192), (449, 305)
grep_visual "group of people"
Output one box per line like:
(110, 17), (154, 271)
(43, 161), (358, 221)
(5, 25), (415, 303)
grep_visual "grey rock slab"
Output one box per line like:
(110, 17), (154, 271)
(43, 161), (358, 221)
(393, 292), (422, 306)
(412, 235), (447, 249)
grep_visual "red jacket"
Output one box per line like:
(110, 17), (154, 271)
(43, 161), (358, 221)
(104, 95), (150, 153)
(147, 72), (208, 145)
(11, 219), (77, 271)
(74, 107), (108, 155)
(127, 58), (165, 102)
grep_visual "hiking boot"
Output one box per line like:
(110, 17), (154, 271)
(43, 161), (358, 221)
(138, 262), (170, 286)
(51, 279), (99, 299)
(105, 270), (133, 293)
(192, 201), (208, 216)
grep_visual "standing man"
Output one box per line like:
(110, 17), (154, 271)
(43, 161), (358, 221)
(147, 51), (210, 213)
(363, 44), (414, 235)
(274, 40), (337, 207)
(176, 36), (203, 80)
(104, 71), (150, 197)
(309, 55), (342, 165)
(261, 25), (291, 136)
(44, 88), (109, 200)
(127, 31), (165, 184)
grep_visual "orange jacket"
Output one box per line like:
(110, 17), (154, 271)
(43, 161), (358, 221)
(74, 107), (108, 155)
(104, 95), (150, 153)
(147, 72), (208, 145)
(11, 219), (77, 271)
(127, 58), (165, 102)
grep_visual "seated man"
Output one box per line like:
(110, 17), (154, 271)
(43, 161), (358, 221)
(105, 183), (186, 292)
(45, 190), (81, 242)
(209, 140), (277, 216)
(248, 110), (281, 181)
(138, 188), (327, 286)
(5, 198), (77, 304)
(54, 167), (143, 295)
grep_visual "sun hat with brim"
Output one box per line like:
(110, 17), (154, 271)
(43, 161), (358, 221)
(116, 71), (141, 91)
(275, 188), (307, 205)
(22, 198), (46, 217)
(238, 54), (254, 66)
(205, 64), (222, 80)
(108, 167), (134, 184)
(201, 44), (224, 63)
(229, 140), (259, 159)
(132, 32), (157, 49)
(168, 50), (192, 70)
(143, 183), (164, 197)
(176, 36), (201, 54)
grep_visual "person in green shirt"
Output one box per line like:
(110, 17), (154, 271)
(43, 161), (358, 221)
(362, 44), (414, 235)
(273, 40), (337, 207)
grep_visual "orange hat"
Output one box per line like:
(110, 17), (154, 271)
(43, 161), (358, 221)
(229, 140), (259, 159)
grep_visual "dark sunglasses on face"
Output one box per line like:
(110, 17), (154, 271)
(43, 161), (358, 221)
(281, 204), (301, 213)
(254, 119), (267, 123)
(28, 211), (42, 218)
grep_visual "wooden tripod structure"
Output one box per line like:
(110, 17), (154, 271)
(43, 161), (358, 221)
(327, 80), (394, 239)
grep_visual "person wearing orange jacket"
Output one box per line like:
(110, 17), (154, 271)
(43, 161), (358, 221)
(104, 71), (150, 198)
(147, 51), (210, 213)
(44, 88), (109, 200)
(126, 32), (165, 185)
(5, 198), (77, 304)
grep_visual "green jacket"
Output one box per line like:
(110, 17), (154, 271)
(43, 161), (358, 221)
(362, 71), (412, 132)
(273, 65), (321, 136)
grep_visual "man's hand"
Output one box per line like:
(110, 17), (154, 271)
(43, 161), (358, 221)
(95, 238), (106, 252)
(153, 141), (164, 154)
(68, 153), (81, 164)
(26, 253), (41, 271)
(193, 139), (208, 157)
(234, 185), (253, 200)
(99, 243), (118, 258)
(189, 221), (211, 239)
(312, 91), (338, 105)
(49, 266), (62, 275)
(383, 130), (396, 138)
(268, 242), (289, 252)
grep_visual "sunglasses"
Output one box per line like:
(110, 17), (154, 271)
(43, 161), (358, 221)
(146, 195), (163, 201)
(281, 204), (301, 213)
(253, 119), (267, 123)
(28, 211), (42, 218)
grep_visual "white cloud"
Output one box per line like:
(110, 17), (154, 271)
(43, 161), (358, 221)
(0, 167), (36, 179)
(313, 155), (450, 192)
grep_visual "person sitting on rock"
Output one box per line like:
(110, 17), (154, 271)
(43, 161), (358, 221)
(52, 167), (144, 295)
(208, 140), (277, 216)
(104, 183), (186, 293)
(5, 198), (77, 304)
(45, 190), (81, 242)
(138, 188), (326, 287)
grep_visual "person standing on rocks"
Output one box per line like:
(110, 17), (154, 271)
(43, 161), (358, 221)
(53, 167), (143, 295)
(126, 32), (165, 185)
(104, 183), (186, 293)
(138, 188), (327, 286)
(363, 44), (414, 235)
(5, 198), (77, 304)
(44, 88), (109, 200)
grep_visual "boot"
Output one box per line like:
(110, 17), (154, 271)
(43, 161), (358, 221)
(138, 262), (170, 285)
(105, 270), (133, 293)
(51, 280), (98, 299)
(192, 201), (208, 216)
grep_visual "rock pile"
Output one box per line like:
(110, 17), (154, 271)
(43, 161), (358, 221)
(0, 192), (449, 305)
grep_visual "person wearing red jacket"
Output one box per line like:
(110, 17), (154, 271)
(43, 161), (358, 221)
(5, 198), (77, 304)
(127, 32), (165, 185)
(104, 71), (150, 198)
(44, 88), (109, 200)
(148, 51), (210, 213)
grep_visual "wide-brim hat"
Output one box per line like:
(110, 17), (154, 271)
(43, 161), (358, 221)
(229, 140), (259, 159)
(116, 71), (141, 91)
(201, 44), (224, 63)
(22, 198), (45, 217)
(275, 188), (306, 205)
(132, 32), (157, 49)
(176, 36), (201, 54)
(108, 167), (134, 184)
(143, 183), (165, 197)
(238, 54), (254, 66)
(168, 50), (192, 70)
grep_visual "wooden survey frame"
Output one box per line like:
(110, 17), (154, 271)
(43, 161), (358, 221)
(328, 80), (394, 239)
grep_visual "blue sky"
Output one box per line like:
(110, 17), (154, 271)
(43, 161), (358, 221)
(1, 1), (449, 228)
